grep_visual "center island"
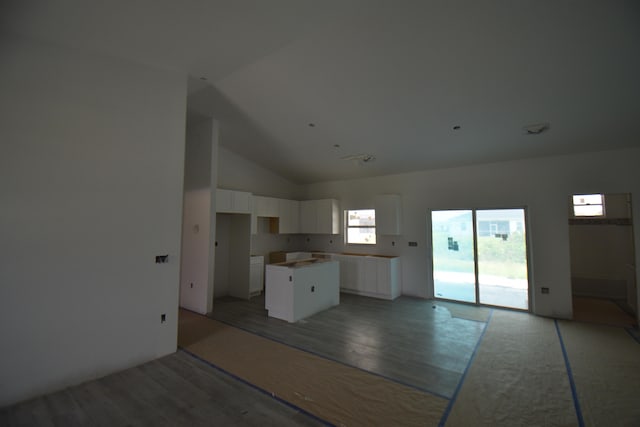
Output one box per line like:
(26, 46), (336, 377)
(265, 257), (340, 323)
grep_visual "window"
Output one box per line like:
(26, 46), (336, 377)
(346, 209), (376, 244)
(572, 194), (605, 217)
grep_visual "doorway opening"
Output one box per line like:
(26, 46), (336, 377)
(569, 193), (637, 327)
(431, 208), (530, 310)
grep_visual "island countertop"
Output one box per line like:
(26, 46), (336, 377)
(270, 257), (332, 268)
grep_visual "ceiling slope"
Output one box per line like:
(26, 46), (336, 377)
(4, 1), (640, 184)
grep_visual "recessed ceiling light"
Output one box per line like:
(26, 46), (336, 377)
(453, 125), (461, 130)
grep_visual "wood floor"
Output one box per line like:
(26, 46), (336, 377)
(210, 293), (488, 398)
(3, 293), (639, 426)
(0, 350), (323, 427)
(1, 294), (489, 426)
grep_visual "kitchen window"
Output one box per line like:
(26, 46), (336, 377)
(572, 194), (605, 217)
(346, 209), (376, 244)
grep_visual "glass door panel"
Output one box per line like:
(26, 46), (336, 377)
(476, 209), (529, 309)
(432, 210), (476, 303)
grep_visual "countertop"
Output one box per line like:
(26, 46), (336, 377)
(270, 257), (335, 268)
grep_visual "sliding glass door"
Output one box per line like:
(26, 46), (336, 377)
(432, 208), (529, 310)
(432, 210), (476, 303)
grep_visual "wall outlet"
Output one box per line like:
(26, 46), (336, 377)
(161, 314), (166, 323)
(155, 255), (169, 263)
(541, 287), (550, 294)
(408, 241), (418, 247)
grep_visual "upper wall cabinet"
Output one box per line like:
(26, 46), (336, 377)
(253, 196), (279, 218)
(216, 189), (252, 214)
(279, 199), (300, 234)
(300, 199), (340, 234)
(375, 194), (402, 235)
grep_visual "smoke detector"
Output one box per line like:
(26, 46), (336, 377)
(523, 123), (550, 135)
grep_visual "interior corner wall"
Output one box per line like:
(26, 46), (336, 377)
(217, 146), (304, 199)
(216, 146), (306, 257)
(0, 35), (187, 406)
(180, 117), (219, 314)
(304, 148), (640, 319)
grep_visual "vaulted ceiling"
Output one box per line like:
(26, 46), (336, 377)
(3, 1), (640, 183)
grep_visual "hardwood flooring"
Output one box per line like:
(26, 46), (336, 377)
(210, 293), (488, 398)
(0, 351), (323, 427)
(1, 294), (489, 426)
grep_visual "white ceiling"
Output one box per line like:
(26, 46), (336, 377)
(3, 1), (640, 184)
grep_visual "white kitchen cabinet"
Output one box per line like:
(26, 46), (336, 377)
(216, 189), (252, 214)
(300, 199), (340, 234)
(249, 255), (264, 297)
(278, 199), (300, 234)
(330, 254), (359, 292)
(332, 253), (400, 300)
(265, 260), (340, 322)
(299, 200), (316, 234)
(254, 196), (279, 217)
(251, 195), (279, 234)
(363, 256), (378, 293)
(370, 256), (400, 299)
(375, 194), (402, 235)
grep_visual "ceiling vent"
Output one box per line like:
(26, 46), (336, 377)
(341, 154), (376, 165)
(523, 123), (550, 135)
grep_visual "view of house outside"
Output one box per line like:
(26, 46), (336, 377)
(432, 209), (528, 309)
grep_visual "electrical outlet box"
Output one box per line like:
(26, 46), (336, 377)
(155, 255), (169, 263)
(408, 241), (418, 247)
(541, 287), (550, 294)
(161, 314), (166, 323)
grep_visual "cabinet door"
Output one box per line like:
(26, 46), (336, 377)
(250, 264), (261, 293)
(336, 255), (355, 291)
(316, 199), (340, 234)
(232, 191), (251, 213)
(362, 257), (378, 294)
(299, 200), (317, 234)
(216, 189), (232, 212)
(278, 199), (299, 234)
(255, 196), (278, 217)
(375, 258), (390, 295)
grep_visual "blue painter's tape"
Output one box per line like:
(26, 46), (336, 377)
(210, 315), (451, 400)
(437, 309), (494, 427)
(554, 320), (585, 427)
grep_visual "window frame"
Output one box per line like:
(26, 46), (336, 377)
(345, 209), (377, 245)
(572, 194), (605, 217)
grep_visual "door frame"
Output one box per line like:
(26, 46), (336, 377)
(430, 206), (532, 312)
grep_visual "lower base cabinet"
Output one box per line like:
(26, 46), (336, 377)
(249, 256), (264, 297)
(265, 261), (340, 322)
(331, 254), (400, 300)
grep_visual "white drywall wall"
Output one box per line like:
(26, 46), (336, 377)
(304, 148), (640, 319)
(218, 146), (304, 199)
(180, 118), (218, 314)
(217, 146), (307, 257)
(214, 214), (231, 298)
(0, 36), (186, 406)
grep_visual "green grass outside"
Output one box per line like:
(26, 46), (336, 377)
(432, 231), (528, 279)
